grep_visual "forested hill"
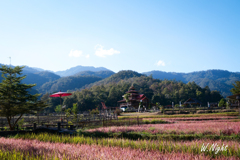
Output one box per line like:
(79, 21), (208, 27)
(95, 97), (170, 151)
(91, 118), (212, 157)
(49, 75), (223, 112)
(37, 70), (145, 95)
(0, 67), (61, 90)
(0, 63), (238, 98)
(83, 70), (145, 89)
(0, 64), (40, 75)
(0, 64), (60, 85)
(38, 75), (102, 93)
(143, 70), (240, 97)
(22, 71), (61, 89)
(74, 70), (115, 79)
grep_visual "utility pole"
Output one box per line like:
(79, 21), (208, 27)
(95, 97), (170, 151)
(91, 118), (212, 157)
(9, 57), (14, 128)
(9, 57), (11, 68)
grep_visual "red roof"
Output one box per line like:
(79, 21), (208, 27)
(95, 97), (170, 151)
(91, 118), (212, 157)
(136, 94), (147, 101)
(126, 90), (138, 93)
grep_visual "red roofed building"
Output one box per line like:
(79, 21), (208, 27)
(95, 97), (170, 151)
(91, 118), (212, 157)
(117, 86), (149, 109)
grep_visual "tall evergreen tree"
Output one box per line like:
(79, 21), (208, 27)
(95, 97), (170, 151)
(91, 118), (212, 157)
(0, 65), (46, 130)
(230, 81), (240, 94)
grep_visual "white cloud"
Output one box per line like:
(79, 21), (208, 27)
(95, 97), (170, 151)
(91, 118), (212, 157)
(156, 60), (166, 66)
(69, 50), (90, 58)
(95, 44), (120, 57)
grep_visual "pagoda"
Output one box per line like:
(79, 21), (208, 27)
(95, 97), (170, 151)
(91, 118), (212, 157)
(117, 86), (149, 109)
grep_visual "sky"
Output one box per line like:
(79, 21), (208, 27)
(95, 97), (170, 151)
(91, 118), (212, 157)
(0, 0), (239, 73)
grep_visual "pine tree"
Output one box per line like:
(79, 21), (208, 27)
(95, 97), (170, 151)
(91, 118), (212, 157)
(0, 65), (46, 130)
(230, 81), (240, 94)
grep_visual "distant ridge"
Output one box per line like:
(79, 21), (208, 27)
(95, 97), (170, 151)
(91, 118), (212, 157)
(0, 63), (41, 74)
(143, 69), (240, 97)
(1, 63), (240, 97)
(55, 65), (112, 77)
(0, 63), (61, 89)
(74, 70), (115, 79)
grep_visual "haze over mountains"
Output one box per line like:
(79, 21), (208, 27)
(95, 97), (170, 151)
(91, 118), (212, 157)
(55, 65), (111, 77)
(0, 63), (239, 97)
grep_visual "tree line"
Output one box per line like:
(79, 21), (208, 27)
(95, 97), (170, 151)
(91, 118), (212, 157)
(42, 73), (223, 112)
(1, 65), (240, 131)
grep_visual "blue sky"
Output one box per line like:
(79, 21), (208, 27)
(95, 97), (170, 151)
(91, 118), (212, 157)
(0, 0), (239, 73)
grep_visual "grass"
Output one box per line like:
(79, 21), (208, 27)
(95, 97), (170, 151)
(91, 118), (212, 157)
(74, 118), (171, 130)
(0, 149), (57, 160)
(2, 137), (228, 160)
(118, 112), (239, 119)
(78, 130), (240, 141)
(13, 133), (240, 158)
(86, 121), (240, 136)
(0, 150), (40, 160)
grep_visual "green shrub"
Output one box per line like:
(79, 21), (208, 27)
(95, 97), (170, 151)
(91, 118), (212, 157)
(90, 108), (100, 115)
(114, 108), (122, 116)
(17, 118), (25, 130)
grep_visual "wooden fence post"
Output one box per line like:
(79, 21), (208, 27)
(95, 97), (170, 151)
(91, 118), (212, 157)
(33, 123), (36, 130)
(37, 111), (39, 124)
(106, 118), (108, 128)
(1, 117), (3, 130)
(58, 122), (61, 131)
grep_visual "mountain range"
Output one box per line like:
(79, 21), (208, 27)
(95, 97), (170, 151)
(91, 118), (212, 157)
(143, 70), (240, 97)
(0, 63), (239, 97)
(55, 65), (110, 77)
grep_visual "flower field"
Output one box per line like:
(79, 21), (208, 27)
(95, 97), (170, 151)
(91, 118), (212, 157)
(2, 137), (208, 160)
(118, 112), (238, 120)
(1, 113), (240, 159)
(87, 121), (240, 135)
(11, 133), (240, 159)
(144, 115), (237, 121)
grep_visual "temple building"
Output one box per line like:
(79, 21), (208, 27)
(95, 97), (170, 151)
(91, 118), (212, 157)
(183, 98), (202, 107)
(117, 86), (149, 109)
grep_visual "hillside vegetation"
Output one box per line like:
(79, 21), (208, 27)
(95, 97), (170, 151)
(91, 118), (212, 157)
(1, 64), (239, 98)
(22, 71), (61, 89)
(74, 70), (115, 79)
(83, 70), (143, 89)
(42, 71), (223, 112)
(38, 76), (102, 94)
(144, 70), (240, 97)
